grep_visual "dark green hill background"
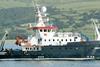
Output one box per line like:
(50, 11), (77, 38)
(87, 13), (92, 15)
(0, 0), (100, 39)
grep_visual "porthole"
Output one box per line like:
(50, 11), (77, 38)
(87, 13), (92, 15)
(66, 39), (67, 41)
(37, 47), (39, 50)
(53, 39), (55, 41)
(61, 39), (63, 41)
(49, 39), (50, 41)
(44, 39), (46, 41)
(50, 48), (53, 49)
(30, 48), (32, 50)
(70, 39), (72, 41)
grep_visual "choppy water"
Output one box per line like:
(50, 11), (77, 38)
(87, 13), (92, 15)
(0, 43), (100, 67)
(0, 60), (100, 67)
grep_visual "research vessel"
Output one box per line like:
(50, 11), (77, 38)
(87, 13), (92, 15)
(1, 4), (100, 60)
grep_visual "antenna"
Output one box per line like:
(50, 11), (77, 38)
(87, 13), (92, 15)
(32, 0), (39, 24)
(32, 0), (37, 12)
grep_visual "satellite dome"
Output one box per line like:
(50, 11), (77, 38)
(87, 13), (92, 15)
(41, 6), (47, 12)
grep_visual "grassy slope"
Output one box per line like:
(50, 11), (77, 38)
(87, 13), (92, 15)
(0, 0), (100, 10)
(0, 0), (32, 9)
(0, 0), (100, 39)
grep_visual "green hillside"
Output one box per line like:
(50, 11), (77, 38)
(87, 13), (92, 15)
(0, 0), (100, 40)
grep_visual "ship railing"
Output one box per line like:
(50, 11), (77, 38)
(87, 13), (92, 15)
(56, 32), (81, 37)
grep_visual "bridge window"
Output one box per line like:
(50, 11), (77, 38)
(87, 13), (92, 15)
(40, 29), (42, 32)
(44, 29), (47, 32)
(48, 29), (51, 32)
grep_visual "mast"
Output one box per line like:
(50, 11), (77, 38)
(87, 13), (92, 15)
(32, 0), (46, 27)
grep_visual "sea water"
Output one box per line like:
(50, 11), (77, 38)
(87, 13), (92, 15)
(0, 60), (100, 67)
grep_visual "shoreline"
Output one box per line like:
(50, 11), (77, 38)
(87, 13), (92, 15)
(0, 40), (16, 44)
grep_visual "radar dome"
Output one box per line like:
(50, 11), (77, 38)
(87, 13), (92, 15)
(41, 6), (47, 12)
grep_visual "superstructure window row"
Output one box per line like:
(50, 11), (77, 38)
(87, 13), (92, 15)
(40, 29), (55, 32)
(44, 39), (73, 42)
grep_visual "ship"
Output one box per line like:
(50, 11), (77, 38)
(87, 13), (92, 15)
(1, 4), (100, 61)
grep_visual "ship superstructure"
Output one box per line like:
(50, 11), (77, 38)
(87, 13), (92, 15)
(1, 4), (100, 60)
(15, 5), (84, 52)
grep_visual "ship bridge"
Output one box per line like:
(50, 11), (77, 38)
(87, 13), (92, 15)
(32, 25), (58, 38)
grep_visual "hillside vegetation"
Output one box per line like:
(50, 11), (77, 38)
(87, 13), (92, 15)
(0, 0), (100, 40)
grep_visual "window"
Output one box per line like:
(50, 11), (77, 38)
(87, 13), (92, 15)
(40, 29), (42, 32)
(44, 39), (46, 41)
(33, 47), (35, 50)
(44, 29), (47, 32)
(48, 29), (51, 32)
(30, 48), (32, 50)
(61, 39), (63, 41)
(53, 39), (55, 41)
(74, 37), (77, 41)
(26, 48), (29, 50)
(74, 37), (77, 39)
(70, 39), (72, 41)
(37, 47), (39, 50)
(26, 48), (28, 50)
(74, 39), (76, 41)
(49, 39), (50, 41)
(66, 39), (67, 41)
